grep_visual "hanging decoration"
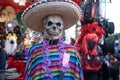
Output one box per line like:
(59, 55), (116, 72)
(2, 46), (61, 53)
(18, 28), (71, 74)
(4, 32), (18, 56)
(0, 0), (32, 13)
(75, 22), (105, 70)
(16, 11), (24, 27)
(0, 23), (6, 38)
(14, 0), (27, 6)
(0, 6), (16, 22)
(72, 0), (82, 5)
(0, 22), (6, 49)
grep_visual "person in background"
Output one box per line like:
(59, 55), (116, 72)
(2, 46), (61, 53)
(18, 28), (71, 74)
(0, 39), (8, 80)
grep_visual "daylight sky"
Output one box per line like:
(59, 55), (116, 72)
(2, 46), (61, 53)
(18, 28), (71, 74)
(104, 0), (120, 33)
(65, 0), (120, 43)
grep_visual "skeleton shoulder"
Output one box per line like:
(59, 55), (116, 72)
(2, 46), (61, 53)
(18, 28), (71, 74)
(28, 43), (42, 55)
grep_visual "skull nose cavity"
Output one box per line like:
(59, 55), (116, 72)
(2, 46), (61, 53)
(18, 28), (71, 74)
(53, 27), (56, 30)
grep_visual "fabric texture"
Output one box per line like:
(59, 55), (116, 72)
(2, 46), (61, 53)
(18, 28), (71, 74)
(0, 73), (5, 80)
(25, 43), (83, 80)
(0, 49), (7, 73)
(7, 56), (26, 80)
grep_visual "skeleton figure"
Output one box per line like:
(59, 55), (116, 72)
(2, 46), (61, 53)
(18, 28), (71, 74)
(25, 15), (84, 79)
(24, 0), (83, 80)
(43, 15), (63, 39)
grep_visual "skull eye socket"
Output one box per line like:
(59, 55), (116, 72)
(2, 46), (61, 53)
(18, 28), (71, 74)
(47, 21), (53, 26)
(56, 22), (61, 26)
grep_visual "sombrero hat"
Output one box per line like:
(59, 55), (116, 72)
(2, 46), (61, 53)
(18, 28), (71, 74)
(22, 0), (81, 32)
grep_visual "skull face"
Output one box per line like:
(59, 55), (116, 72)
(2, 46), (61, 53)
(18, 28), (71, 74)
(43, 15), (64, 39)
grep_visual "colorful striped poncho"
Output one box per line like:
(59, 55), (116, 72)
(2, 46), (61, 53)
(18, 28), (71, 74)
(25, 43), (83, 80)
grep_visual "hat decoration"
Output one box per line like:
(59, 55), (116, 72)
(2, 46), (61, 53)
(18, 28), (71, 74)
(21, 0), (81, 32)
